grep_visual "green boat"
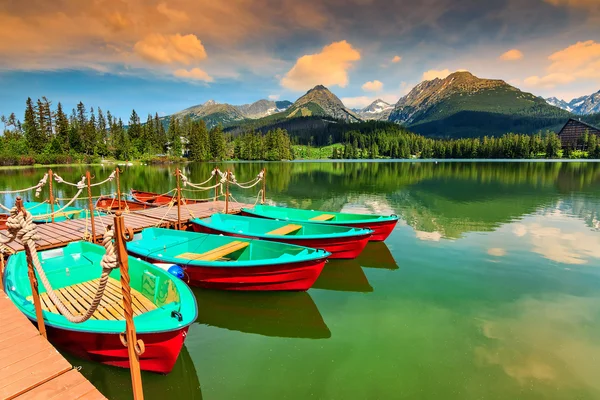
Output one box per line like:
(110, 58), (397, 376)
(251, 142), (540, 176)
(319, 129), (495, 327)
(241, 204), (399, 241)
(3, 241), (197, 373)
(23, 201), (84, 223)
(126, 227), (330, 291)
(190, 213), (372, 259)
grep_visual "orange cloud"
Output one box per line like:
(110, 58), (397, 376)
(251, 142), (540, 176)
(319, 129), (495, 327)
(544, 0), (600, 10)
(500, 49), (524, 61)
(156, 3), (189, 22)
(524, 73), (576, 88)
(362, 80), (384, 92)
(422, 69), (451, 80)
(134, 33), (207, 65)
(281, 40), (361, 91)
(524, 40), (600, 88)
(173, 67), (213, 82)
(391, 55), (402, 63)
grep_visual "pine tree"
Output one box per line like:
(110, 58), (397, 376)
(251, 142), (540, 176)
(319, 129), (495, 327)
(24, 97), (44, 153)
(209, 125), (226, 160)
(128, 109), (142, 155)
(55, 102), (69, 152)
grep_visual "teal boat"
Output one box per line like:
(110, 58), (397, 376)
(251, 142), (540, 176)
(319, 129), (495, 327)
(127, 227), (330, 291)
(3, 241), (197, 373)
(241, 204), (399, 241)
(190, 213), (372, 259)
(23, 201), (84, 223)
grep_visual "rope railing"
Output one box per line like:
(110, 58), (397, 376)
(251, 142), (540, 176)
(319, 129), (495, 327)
(0, 203), (119, 323)
(0, 173), (49, 196)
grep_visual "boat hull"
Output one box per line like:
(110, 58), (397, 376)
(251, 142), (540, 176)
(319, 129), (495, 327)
(41, 322), (189, 374)
(191, 223), (371, 259)
(130, 190), (206, 206)
(0, 214), (7, 230)
(240, 211), (398, 242)
(96, 196), (154, 212)
(140, 254), (327, 291)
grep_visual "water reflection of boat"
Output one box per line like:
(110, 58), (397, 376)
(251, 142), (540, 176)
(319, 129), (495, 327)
(67, 345), (202, 399)
(355, 242), (399, 270)
(311, 260), (373, 292)
(194, 288), (331, 339)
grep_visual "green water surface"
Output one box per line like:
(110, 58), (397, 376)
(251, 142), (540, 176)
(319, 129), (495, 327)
(3, 161), (600, 399)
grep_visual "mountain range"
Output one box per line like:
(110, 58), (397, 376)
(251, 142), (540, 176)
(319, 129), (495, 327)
(167, 71), (599, 138)
(546, 90), (600, 115)
(172, 99), (293, 127)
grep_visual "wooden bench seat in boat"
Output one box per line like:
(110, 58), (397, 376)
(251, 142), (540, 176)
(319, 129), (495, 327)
(176, 241), (249, 261)
(266, 224), (303, 236)
(309, 214), (335, 221)
(28, 277), (156, 321)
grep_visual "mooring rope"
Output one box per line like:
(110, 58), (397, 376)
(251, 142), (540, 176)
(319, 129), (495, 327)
(0, 173), (49, 195)
(1, 206), (119, 323)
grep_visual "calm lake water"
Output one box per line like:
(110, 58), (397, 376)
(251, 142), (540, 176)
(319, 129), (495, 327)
(3, 161), (600, 399)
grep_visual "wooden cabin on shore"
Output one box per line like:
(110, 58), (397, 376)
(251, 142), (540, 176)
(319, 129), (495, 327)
(558, 118), (600, 149)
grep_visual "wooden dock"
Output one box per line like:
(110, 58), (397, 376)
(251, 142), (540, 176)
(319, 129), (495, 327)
(0, 289), (106, 399)
(0, 200), (250, 254)
(0, 199), (251, 399)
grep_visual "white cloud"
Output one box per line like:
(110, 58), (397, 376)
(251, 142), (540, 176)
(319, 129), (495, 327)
(488, 248), (507, 257)
(268, 94), (280, 100)
(500, 49), (524, 61)
(173, 67), (213, 82)
(415, 230), (443, 241)
(341, 96), (375, 108)
(280, 40), (361, 91)
(362, 80), (383, 92)
(422, 68), (451, 81)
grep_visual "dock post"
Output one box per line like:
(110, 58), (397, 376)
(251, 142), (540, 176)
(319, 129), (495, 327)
(113, 211), (145, 400)
(225, 169), (230, 214)
(214, 167), (219, 201)
(16, 197), (47, 338)
(116, 168), (122, 211)
(86, 171), (97, 243)
(48, 169), (55, 223)
(262, 168), (266, 204)
(176, 168), (182, 230)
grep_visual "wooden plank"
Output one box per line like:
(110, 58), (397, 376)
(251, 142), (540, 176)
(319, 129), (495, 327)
(15, 369), (102, 400)
(266, 224), (303, 236)
(309, 214), (335, 221)
(176, 241), (249, 261)
(106, 278), (156, 313)
(0, 348), (71, 399)
(68, 284), (110, 320)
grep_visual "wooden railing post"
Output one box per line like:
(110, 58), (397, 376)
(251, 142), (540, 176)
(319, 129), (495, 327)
(48, 169), (55, 223)
(116, 168), (122, 211)
(262, 168), (266, 204)
(225, 169), (230, 214)
(85, 171), (97, 243)
(176, 169), (182, 230)
(16, 197), (47, 338)
(213, 167), (219, 201)
(113, 212), (145, 400)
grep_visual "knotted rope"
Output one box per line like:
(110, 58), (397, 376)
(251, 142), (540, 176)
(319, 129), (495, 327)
(1, 206), (119, 323)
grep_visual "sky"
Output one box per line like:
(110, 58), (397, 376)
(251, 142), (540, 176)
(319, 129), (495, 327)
(0, 0), (599, 120)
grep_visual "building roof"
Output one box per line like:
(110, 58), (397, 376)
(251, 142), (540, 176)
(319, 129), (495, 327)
(558, 118), (600, 147)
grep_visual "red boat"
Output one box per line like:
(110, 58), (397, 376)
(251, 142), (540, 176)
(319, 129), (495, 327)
(130, 189), (207, 206)
(4, 241), (198, 374)
(241, 205), (399, 242)
(95, 195), (155, 213)
(127, 228), (330, 291)
(0, 214), (7, 230)
(190, 214), (373, 259)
